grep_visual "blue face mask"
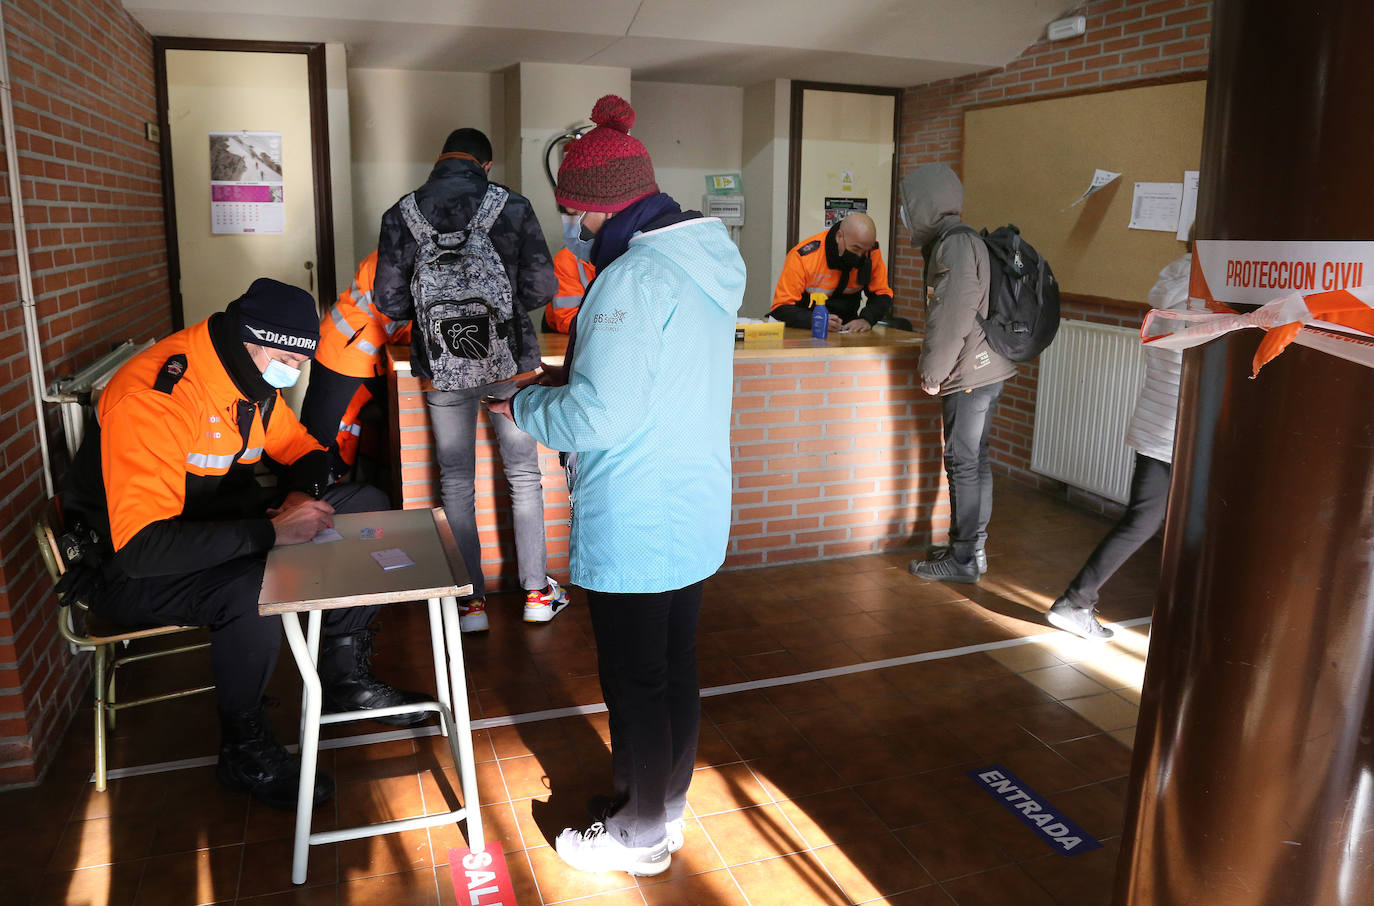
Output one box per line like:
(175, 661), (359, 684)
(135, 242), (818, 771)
(262, 358), (302, 389)
(561, 213), (593, 260)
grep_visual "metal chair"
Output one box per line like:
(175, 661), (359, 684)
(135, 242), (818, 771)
(35, 496), (214, 791)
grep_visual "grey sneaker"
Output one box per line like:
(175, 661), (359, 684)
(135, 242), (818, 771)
(1047, 598), (1114, 640)
(910, 554), (978, 583)
(929, 544), (988, 575)
(555, 822), (670, 876)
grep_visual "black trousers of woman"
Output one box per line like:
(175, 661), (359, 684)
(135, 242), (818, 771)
(1062, 453), (1172, 611)
(586, 581), (704, 849)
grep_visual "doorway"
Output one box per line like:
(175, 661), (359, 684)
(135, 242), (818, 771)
(154, 39), (336, 344)
(786, 81), (901, 255)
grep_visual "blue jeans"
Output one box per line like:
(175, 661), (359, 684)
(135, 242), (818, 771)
(426, 384), (547, 598)
(941, 381), (1005, 564)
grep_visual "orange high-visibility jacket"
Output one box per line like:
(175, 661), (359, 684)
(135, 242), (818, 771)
(544, 248), (596, 334)
(333, 383), (373, 468)
(769, 228), (894, 328)
(84, 319), (326, 574)
(316, 251), (412, 379)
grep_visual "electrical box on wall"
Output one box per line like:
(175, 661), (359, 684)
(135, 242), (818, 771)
(703, 194), (745, 226)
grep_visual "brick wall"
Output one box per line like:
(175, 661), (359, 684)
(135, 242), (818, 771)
(0, 0), (171, 787)
(390, 347), (948, 588)
(889, 0), (1211, 512)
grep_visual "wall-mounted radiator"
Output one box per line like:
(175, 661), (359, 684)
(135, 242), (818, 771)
(1031, 320), (1144, 504)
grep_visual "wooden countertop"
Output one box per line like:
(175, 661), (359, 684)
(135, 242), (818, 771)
(390, 325), (920, 372)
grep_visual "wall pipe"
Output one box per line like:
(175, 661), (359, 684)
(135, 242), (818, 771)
(0, 4), (56, 499)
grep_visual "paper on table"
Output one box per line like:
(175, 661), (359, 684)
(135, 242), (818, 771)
(1067, 168), (1121, 208)
(311, 528), (344, 544)
(1177, 171), (1199, 241)
(1128, 181), (1184, 231)
(370, 548), (415, 571)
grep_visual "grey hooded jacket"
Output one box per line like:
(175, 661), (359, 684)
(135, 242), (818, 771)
(900, 163), (1016, 394)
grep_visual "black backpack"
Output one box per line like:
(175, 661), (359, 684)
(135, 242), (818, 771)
(943, 224), (1060, 363)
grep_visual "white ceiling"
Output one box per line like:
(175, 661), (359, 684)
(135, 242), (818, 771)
(123, 0), (1078, 87)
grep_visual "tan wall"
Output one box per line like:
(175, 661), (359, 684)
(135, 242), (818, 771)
(630, 80), (744, 214)
(346, 68), (506, 266)
(740, 79), (791, 318)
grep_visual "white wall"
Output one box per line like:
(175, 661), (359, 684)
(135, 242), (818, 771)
(325, 43), (355, 293)
(346, 68), (505, 266)
(797, 89), (895, 253)
(630, 81), (743, 213)
(740, 79), (791, 318)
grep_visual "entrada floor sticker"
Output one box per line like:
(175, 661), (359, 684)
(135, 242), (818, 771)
(969, 766), (1102, 856)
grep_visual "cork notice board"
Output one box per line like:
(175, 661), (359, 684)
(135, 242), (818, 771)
(962, 79), (1206, 306)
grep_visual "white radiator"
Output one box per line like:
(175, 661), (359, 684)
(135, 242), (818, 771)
(1031, 320), (1144, 504)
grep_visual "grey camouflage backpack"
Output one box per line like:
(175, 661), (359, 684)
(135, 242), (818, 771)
(400, 186), (519, 390)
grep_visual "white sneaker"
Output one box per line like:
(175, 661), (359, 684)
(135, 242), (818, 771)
(665, 818), (685, 854)
(523, 576), (570, 623)
(458, 598), (489, 633)
(555, 822), (670, 876)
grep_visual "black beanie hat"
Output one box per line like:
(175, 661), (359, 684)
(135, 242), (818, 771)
(230, 278), (320, 355)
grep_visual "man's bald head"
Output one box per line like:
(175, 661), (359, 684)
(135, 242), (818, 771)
(836, 213), (877, 255)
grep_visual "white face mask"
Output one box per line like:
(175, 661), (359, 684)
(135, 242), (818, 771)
(262, 358), (302, 388)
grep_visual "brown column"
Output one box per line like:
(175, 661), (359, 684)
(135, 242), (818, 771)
(1113, 2), (1374, 904)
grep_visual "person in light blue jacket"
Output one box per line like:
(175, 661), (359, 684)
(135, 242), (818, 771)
(490, 95), (744, 877)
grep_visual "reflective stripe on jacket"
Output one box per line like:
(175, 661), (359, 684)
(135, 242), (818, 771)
(316, 251), (412, 378)
(545, 248), (596, 334)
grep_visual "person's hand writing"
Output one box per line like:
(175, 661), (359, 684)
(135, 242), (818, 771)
(828, 313), (843, 331)
(843, 319), (872, 334)
(271, 499), (335, 546)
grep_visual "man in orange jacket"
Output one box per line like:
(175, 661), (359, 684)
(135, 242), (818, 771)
(543, 211), (596, 333)
(300, 251), (411, 475)
(64, 279), (425, 811)
(769, 212), (894, 332)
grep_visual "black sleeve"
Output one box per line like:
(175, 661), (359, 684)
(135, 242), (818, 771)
(862, 292), (894, 325)
(287, 450), (329, 498)
(374, 205), (416, 322)
(114, 517), (275, 579)
(768, 304), (813, 329)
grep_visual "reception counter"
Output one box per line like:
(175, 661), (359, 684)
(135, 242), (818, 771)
(388, 326), (949, 590)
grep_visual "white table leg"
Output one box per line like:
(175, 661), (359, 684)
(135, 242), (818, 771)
(281, 611), (323, 885)
(428, 597), (451, 738)
(300, 610), (322, 744)
(440, 595), (484, 852)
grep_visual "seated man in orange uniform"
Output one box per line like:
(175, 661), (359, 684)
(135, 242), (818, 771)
(543, 209), (597, 333)
(299, 251), (411, 477)
(769, 212), (894, 333)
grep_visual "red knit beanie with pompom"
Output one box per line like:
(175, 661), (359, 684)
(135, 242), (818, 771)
(555, 95), (658, 214)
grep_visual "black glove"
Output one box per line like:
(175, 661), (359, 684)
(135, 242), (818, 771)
(54, 563), (104, 610)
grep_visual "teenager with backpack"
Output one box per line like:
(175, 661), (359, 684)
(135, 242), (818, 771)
(374, 128), (568, 631)
(902, 163), (1017, 583)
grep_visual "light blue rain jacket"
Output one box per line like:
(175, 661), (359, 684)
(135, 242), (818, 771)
(513, 218), (745, 593)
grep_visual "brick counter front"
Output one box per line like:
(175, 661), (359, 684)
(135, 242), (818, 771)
(388, 328), (951, 591)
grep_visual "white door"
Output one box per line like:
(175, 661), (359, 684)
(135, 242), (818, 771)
(165, 48), (321, 406)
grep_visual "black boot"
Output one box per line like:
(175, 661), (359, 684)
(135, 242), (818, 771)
(217, 703), (333, 811)
(319, 629), (430, 727)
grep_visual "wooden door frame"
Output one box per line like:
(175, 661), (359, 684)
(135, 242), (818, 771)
(153, 37), (336, 330)
(786, 80), (903, 255)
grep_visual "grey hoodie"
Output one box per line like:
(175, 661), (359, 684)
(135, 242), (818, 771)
(899, 163), (1016, 394)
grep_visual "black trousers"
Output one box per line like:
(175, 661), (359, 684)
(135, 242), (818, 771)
(94, 482), (388, 712)
(299, 362), (382, 474)
(940, 381), (1005, 563)
(1062, 453), (1171, 611)
(587, 581), (704, 849)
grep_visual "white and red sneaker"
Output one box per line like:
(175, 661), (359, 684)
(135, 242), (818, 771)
(523, 577), (570, 623)
(458, 598), (489, 633)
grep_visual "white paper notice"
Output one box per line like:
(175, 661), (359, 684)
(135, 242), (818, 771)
(1176, 171), (1199, 241)
(311, 528), (344, 544)
(1128, 182), (1183, 232)
(370, 548), (415, 571)
(1068, 168), (1121, 208)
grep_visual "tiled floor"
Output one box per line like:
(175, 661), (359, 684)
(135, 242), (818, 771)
(1, 482), (1158, 905)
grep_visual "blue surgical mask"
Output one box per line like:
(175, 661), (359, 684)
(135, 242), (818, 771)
(561, 213), (593, 260)
(262, 358), (302, 389)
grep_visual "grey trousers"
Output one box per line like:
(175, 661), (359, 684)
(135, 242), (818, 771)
(426, 383), (548, 598)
